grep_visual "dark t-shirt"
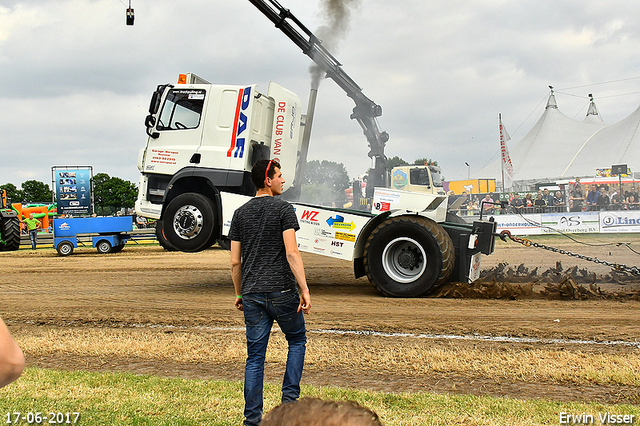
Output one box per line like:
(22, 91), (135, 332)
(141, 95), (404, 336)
(228, 196), (300, 294)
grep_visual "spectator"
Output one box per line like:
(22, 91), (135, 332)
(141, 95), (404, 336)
(570, 184), (584, 212)
(481, 193), (494, 214)
(260, 397), (383, 426)
(610, 189), (620, 206)
(533, 193), (546, 213)
(586, 185), (600, 211)
(596, 186), (610, 210)
(229, 159), (311, 426)
(0, 316), (24, 388)
(542, 189), (554, 206)
(23, 213), (40, 251)
(524, 193), (533, 208)
(510, 193), (524, 211)
(553, 191), (565, 207)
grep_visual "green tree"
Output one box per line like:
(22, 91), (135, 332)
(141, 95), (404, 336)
(0, 183), (23, 205)
(414, 158), (438, 166)
(301, 160), (350, 205)
(386, 156), (409, 173)
(92, 174), (137, 215)
(92, 173), (111, 214)
(21, 180), (53, 204)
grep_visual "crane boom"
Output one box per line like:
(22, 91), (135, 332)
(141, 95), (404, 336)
(247, 0), (389, 195)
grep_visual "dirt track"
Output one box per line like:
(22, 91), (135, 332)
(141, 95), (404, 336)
(1, 236), (640, 404)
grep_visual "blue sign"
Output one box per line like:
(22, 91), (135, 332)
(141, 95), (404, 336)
(55, 168), (92, 215)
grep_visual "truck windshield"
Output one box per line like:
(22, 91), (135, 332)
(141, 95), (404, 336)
(157, 89), (205, 130)
(409, 168), (431, 187)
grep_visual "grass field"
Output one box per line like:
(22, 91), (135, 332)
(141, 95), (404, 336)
(1, 368), (639, 426)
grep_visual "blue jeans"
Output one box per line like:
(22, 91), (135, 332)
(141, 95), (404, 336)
(29, 230), (37, 250)
(242, 289), (307, 426)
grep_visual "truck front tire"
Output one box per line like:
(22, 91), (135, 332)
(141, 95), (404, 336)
(155, 219), (177, 251)
(364, 216), (454, 297)
(163, 193), (216, 252)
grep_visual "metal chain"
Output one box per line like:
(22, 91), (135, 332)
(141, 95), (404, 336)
(500, 231), (640, 276)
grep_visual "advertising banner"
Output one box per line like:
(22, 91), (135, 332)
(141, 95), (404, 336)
(540, 212), (600, 234)
(491, 214), (543, 235)
(53, 167), (92, 215)
(293, 205), (371, 261)
(599, 210), (640, 233)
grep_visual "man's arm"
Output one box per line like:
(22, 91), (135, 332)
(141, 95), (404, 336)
(230, 241), (243, 311)
(0, 316), (25, 388)
(283, 228), (311, 314)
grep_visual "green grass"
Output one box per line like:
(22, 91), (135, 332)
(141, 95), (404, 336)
(1, 369), (638, 426)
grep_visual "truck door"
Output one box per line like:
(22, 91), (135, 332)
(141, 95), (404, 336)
(144, 87), (207, 175)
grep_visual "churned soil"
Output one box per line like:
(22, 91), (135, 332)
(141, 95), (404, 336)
(1, 235), (639, 404)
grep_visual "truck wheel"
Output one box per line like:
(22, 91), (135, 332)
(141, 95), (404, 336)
(155, 219), (177, 251)
(96, 240), (112, 254)
(110, 245), (125, 253)
(364, 216), (454, 297)
(0, 216), (21, 251)
(57, 241), (74, 256)
(163, 193), (216, 252)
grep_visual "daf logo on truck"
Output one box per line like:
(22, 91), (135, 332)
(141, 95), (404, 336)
(227, 86), (252, 159)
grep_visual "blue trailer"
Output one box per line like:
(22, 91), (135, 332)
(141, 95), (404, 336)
(53, 216), (134, 256)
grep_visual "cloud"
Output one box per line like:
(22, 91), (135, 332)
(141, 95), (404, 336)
(2, 0), (640, 188)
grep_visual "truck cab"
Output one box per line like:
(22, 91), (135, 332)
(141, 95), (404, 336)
(135, 73), (304, 251)
(390, 165), (445, 195)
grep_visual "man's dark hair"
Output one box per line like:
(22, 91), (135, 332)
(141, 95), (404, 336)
(251, 159), (281, 189)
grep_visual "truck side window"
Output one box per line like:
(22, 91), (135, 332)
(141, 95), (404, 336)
(157, 89), (205, 131)
(429, 166), (444, 188)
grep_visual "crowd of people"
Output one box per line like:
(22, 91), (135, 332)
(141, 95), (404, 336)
(452, 180), (640, 216)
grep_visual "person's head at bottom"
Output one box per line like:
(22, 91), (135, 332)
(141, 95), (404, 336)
(260, 397), (383, 426)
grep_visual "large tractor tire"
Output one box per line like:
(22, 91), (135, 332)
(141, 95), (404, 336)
(155, 219), (177, 251)
(162, 193), (217, 252)
(0, 216), (21, 251)
(363, 216), (455, 297)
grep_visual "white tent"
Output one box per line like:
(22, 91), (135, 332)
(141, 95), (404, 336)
(476, 90), (639, 187)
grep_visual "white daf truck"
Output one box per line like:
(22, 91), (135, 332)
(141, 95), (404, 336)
(134, 0), (497, 297)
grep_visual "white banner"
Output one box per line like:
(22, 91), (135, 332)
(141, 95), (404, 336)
(541, 212), (600, 234)
(600, 211), (640, 233)
(491, 214), (543, 235)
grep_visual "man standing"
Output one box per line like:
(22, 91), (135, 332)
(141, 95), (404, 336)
(23, 213), (40, 250)
(229, 159), (312, 426)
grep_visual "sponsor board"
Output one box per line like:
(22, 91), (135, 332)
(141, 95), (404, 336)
(335, 231), (356, 242)
(293, 204), (371, 261)
(541, 212), (600, 234)
(491, 214), (543, 235)
(600, 211), (640, 233)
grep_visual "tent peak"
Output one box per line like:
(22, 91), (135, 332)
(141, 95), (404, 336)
(546, 87), (558, 109)
(584, 93), (603, 123)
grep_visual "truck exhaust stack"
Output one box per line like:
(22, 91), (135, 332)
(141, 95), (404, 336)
(289, 88), (318, 199)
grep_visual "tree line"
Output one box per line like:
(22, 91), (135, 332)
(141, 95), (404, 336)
(0, 173), (137, 215)
(2, 156), (437, 212)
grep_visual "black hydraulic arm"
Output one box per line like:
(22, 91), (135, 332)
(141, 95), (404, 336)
(247, 0), (389, 194)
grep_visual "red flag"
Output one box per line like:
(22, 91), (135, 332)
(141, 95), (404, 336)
(499, 114), (514, 189)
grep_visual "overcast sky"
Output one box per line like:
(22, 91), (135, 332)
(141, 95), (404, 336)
(2, 0), (640, 188)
